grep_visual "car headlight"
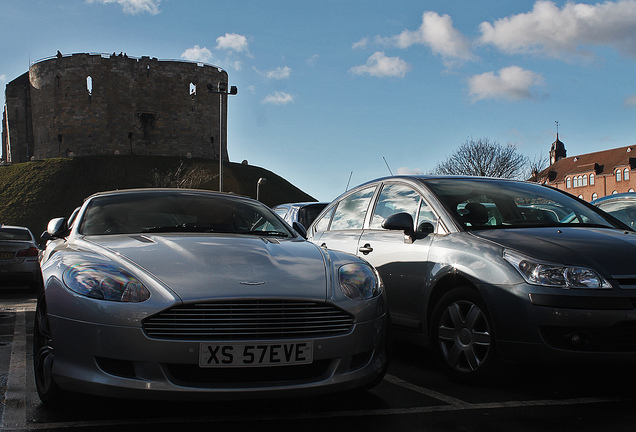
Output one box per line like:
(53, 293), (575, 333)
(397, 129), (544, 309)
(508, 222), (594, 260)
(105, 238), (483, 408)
(63, 263), (151, 302)
(338, 263), (383, 300)
(504, 250), (610, 289)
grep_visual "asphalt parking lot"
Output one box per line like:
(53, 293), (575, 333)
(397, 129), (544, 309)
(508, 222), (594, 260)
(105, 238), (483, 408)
(2, 288), (636, 432)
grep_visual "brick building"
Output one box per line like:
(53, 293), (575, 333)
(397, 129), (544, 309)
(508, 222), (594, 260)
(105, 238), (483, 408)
(536, 135), (636, 201)
(2, 52), (233, 164)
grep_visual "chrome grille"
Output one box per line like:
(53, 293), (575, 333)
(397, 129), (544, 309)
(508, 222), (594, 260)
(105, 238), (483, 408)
(142, 300), (354, 340)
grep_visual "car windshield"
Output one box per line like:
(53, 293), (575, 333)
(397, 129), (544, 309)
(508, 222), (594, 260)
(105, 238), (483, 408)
(78, 191), (293, 237)
(422, 178), (617, 230)
(0, 228), (32, 241)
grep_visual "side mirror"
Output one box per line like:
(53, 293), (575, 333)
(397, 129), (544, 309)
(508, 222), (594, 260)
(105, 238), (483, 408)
(46, 217), (69, 239)
(382, 213), (414, 236)
(293, 221), (307, 239)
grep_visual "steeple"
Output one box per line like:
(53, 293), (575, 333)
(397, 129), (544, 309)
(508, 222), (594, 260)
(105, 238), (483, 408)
(549, 121), (566, 165)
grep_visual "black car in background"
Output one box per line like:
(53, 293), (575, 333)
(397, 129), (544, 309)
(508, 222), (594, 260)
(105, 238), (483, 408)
(591, 192), (636, 229)
(273, 202), (328, 231)
(308, 176), (636, 382)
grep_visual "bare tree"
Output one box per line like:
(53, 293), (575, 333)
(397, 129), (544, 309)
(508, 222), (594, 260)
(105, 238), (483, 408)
(526, 153), (549, 182)
(433, 137), (528, 179)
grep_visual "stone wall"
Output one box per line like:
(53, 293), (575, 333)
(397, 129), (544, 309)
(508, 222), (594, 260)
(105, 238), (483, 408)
(3, 53), (231, 163)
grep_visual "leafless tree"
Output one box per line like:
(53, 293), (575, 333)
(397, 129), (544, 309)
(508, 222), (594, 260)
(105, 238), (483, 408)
(433, 137), (528, 179)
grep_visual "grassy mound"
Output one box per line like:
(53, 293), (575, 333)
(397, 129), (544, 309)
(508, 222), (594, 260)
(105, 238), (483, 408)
(0, 155), (315, 241)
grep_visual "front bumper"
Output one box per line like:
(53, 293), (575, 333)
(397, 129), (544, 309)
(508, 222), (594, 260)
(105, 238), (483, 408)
(482, 283), (636, 364)
(48, 312), (389, 400)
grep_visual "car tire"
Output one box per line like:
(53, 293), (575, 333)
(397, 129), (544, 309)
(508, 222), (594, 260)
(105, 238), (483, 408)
(430, 287), (498, 383)
(33, 291), (67, 406)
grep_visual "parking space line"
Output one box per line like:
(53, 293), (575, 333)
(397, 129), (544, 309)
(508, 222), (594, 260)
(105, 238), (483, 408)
(2, 309), (27, 431)
(384, 374), (469, 406)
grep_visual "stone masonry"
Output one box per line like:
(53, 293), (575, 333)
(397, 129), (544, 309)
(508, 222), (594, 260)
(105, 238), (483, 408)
(2, 52), (231, 163)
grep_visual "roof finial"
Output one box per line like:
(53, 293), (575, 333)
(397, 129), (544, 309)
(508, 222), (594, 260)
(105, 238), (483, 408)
(555, 120), (559, 139)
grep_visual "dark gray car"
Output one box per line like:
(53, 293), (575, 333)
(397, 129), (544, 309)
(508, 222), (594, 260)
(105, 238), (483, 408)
(308, 176), (636, 382)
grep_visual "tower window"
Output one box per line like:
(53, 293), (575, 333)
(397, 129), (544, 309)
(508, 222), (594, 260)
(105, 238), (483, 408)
(86, 76), (93, 96)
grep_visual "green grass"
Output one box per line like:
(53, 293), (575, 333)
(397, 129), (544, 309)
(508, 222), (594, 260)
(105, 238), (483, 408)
(0, 155), (315, 241)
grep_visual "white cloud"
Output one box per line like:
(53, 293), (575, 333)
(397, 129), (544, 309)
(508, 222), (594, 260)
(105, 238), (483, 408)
(468, 66), (546, 102)
(390, 11), (474, 67)
(0, 74), (6, 83)
(352, 38), (368, 50)
(86, 0), (161, 15)
(180, 45), (213, 63)
(216, 33), (249, 53)
(349, 51), (411, 78)
(396, 167), (424, 175)
(625, 95), (636, 107)
(306, 54), (319, 66)
(262, 92), (294, 105)
(479, 0), (636, 59)
(257, 66), (292, 80)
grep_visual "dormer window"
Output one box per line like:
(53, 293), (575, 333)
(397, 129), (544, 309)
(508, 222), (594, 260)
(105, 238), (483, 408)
(616, 170), (622, 182)
(624, 168), (630, 181)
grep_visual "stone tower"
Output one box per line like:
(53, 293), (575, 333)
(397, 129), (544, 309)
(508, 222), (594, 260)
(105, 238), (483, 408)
(3, 52), (232, 163)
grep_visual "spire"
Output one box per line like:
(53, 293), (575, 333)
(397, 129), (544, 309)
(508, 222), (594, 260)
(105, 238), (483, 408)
(549, 121), (566, 165)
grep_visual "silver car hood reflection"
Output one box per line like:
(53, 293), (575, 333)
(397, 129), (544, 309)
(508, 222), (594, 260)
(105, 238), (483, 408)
(85, 234), (329, 301)
(473, 227), (636, 276)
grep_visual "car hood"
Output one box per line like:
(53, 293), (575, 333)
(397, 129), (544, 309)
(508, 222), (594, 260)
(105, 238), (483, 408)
(85, 234), (329, 302)
(471, 227), (636, 277)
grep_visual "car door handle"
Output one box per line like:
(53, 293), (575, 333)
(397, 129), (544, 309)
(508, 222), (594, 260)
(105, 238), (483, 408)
(358, 244), (373, 255)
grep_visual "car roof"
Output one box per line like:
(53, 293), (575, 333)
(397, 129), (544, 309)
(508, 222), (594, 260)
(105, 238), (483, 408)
(591, 192), (636, 205)
(84, 188), (252, 202)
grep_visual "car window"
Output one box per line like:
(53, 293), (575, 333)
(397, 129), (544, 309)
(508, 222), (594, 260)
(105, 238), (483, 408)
(79, 192), (293, 237)
(597, 200), (636, 229)
(313, 207), (334, 232)
(0, 228), (32, 241)
(369, 183), (421, 230)
(423, 178), (615, 230)
(416, 199), (438, 232)
(329, 187), (375, 231)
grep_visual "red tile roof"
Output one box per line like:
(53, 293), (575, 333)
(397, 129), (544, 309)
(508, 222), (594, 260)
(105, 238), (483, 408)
(538, 145), (636, 183)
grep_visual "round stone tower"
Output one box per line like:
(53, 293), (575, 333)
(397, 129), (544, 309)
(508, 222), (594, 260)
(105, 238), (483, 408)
(26, 52), (230, 160)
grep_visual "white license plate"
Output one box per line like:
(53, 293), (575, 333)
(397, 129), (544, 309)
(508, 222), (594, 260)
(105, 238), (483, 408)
(199, 341), (313, 368)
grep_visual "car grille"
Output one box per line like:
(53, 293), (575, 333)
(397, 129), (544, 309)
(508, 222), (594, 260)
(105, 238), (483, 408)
(142, 300), (355, 340)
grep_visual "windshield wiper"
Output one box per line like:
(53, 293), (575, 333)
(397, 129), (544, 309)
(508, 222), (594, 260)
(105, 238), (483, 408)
(141, 225), (217, 233)
(242, 230), (289, 237)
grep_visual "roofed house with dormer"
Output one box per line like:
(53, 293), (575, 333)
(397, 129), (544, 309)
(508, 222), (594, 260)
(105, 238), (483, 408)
(535, 135), (636, 201)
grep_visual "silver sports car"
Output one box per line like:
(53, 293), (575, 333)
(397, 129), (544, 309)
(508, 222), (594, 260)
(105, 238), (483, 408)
(35, 189), (388, 405)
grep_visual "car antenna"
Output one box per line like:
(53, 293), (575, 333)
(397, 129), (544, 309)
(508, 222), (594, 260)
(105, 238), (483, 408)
(345, 171), (353, 192)
(383, 157), (394, 175)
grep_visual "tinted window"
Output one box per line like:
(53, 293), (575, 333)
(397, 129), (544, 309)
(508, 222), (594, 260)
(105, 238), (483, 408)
(423, 178), (615, 230)
(0, 228), (32, 241)
(597, 200), (636, 229)
(79, 192), (292, 236)
(369, 183), (421, 229)
(330, 187), (375, 231)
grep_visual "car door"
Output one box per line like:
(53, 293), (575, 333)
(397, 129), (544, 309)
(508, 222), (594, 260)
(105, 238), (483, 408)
(356, 182), (438, 329)
(311, 186), (377, 256)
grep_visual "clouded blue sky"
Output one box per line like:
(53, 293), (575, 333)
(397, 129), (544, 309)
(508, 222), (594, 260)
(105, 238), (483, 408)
(2, 0), (636, 201)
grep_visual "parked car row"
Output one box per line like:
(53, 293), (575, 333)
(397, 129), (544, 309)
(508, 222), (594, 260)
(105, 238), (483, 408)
(21, 177), (636, 405)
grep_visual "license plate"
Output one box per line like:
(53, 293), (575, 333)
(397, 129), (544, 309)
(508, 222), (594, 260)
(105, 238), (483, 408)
(199, 341), (313, 368)
(0, 252), (13, 260)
